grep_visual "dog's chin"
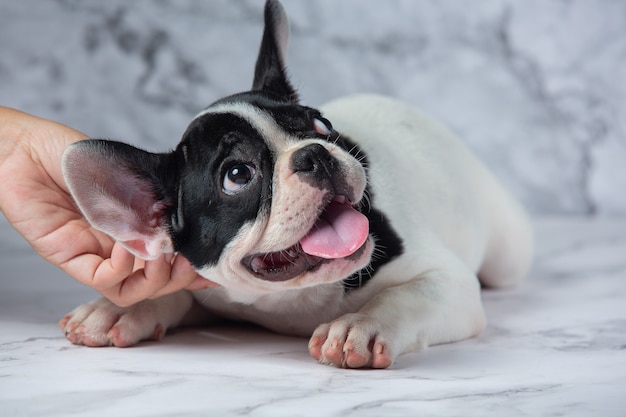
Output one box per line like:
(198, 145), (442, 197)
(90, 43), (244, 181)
(241, 240), (369, 282)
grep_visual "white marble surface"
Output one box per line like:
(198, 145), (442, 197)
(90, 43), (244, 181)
(1, 2), (625, 415)
(1, 0), (625, 215)
(1, 216), (625, 416)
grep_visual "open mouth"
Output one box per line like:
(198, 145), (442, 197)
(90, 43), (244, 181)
(242, 195), (370, 282)
(242, 243), (325, 282)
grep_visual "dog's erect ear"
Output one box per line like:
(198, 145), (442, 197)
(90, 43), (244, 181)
(252, 0), (298, 103)
(62, 140), (175, 260)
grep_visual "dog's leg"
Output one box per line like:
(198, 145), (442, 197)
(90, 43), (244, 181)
(59, 291), (203, 347)
(309, 264), (486, 369)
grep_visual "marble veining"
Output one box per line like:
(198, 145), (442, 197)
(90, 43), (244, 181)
(1, 217), (625, 416)
(1, 1), (625, 415)
(0, 0), (624, 215)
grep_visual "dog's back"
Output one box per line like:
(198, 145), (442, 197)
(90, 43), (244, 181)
(322, 94), (533, 289)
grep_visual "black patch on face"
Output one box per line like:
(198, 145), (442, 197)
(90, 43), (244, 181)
(212, 93), (404, 290)
(170, 112), (273, 269)
(179, 92), (403, 287)
(170, 91), (331, 270)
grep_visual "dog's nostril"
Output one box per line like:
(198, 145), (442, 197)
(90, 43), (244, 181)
(291, 144), (333, 173)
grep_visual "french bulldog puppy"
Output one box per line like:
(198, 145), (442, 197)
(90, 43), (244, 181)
(60, 0), (533, 368)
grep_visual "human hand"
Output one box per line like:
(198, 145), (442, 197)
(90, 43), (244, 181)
(0, 107), (216, 306)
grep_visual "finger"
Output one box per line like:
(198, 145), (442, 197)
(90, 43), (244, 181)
(185, 276), (220, 291)
(149, 255), (217, 299)
(62, 242), (134, 292)
(132, 256), (146, 272)
(101, 253), (172, 307)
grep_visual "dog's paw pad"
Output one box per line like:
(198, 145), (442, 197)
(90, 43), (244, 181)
(371, 342), (393, 369)
(322, 337), (347, 365)
(310, 314), (396, 369)
(60, 298), (165, 348)
(151, 324), (166, 341)
(343, 340), (371, 368)
(80, 331), (113, 348)
(57, 315), (71, 330)
(107, 325), (138, 347)
(307, 334), (326, 361)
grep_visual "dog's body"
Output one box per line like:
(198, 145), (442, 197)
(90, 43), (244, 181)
(60, 0), (532, 368)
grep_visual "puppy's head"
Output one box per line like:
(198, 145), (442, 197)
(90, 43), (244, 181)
(62, 0), (373, 292)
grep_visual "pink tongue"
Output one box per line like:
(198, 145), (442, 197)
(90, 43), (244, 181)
(299, 201), (369, 259)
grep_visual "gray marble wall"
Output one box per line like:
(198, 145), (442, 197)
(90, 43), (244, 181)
(1, 0), (624, 216)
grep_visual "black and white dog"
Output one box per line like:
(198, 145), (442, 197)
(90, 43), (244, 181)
(60, 0), (533, 368)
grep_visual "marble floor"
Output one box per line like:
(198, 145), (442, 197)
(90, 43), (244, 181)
(1, 217), (624, 416)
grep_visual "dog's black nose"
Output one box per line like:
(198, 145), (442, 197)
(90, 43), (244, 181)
(291, 143), (335, 178)
(291, 143), (355, 198)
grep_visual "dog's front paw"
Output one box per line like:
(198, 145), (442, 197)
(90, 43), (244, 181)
(58, 298), (166, 347)
(308, 313), (396, 369)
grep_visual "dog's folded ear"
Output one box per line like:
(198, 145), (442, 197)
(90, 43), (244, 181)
(252, 0), (298, 103)
(62, 140), (175, 260)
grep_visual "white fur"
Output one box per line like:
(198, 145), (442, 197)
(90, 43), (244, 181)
(191, 101), (372, 297)
(61, 94), (533, 368)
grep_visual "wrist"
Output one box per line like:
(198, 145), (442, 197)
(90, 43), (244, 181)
(0, 106), (88, 197)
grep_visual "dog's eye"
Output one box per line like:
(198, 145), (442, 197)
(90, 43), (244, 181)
(313, 117), (333, 135)
(223, 163), (256, 195)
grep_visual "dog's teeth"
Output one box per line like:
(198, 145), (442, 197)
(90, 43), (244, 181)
(333, 195), (347, 204)
(250, 257), (266, 273)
